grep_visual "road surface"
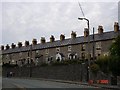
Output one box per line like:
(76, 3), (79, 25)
(2, 78), (101, 89)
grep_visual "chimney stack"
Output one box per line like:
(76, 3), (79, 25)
(98, 26), (103, 34)
(18, 42), (22, 48)
(25, 41), (29, 46)
(32, 39), (37, 45)
(41, 37), (46, 44)
(60, 34), (65, 41)
(6, 44), (10, 50)
(1, 45), (4, 50)
(50, 35), (55, 42)
(114, 22), (119, 32)
(11, 43), (16, 49)
(71, 31), (76, 39)
(84, 28), (89, 37)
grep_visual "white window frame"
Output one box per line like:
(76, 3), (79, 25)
(96, 42), (101, 50)
(56, 47), (60, 53)
(11, 60), (15, 64)
(68, 46), (72, 51)
(35, 50), (39, 54)
(68, 53), (71, 60)
(56, 53), (62, 61)
(81, 44), (85, 51)
(73, 53), (78, 59)
(45, 49), (49, 55)
(112, 40), (115, 43)
(104, 52), (109, 56)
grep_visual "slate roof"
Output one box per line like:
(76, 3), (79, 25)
(1, 31), (120, 54)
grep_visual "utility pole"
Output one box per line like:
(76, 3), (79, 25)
(78, 17), (90, 82)
(29, 44), (32, 77)
(78, 2), (90, 83)
(93, 27), (95, 61)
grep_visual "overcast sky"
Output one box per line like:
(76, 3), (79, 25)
(0, 0), (119, 46)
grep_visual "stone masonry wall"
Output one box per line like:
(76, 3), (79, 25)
(2, 64), (88, 82)
(2, 64), (111, 83)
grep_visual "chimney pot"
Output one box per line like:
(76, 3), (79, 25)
(84, 28), (89, 37)
(71, 31), (76, 39)
(32, 39), (37, 45)
(11, 43), (16, 49)
(114, 22), (119, 32)
(25, 41), (29, 46)
(98, 26), (103, 34)
(18, 42), (22, 48)
(1, 45), (4, 50)
(41, 37), (46, 43)
(6, 44), (10, 50)
(60, 34), (65, 41)
(50, 35), (55, 42)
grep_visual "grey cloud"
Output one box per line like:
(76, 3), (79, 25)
(1, 2), (118, 45)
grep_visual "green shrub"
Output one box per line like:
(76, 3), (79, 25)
(96, 55), (110, 74)
(51, 61), (68, 66)
(51, 59), (82, 66)
(40, 63), (48, 67)
(90, 63), (100, 74)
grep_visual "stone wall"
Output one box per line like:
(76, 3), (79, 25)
(2, 64), (88, 82)
(2, 64), (111, 83)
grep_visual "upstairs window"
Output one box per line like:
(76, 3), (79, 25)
(68, 46), (72, 51)
(35, 50), (39, 57)
(56, 47), (60, 53)
(96, 42), (101, 50)
(19, 52), (22, 58)
(81, 44), (85, 51)
(112, 40), (115, 43)
(45, 49), (49, 55)
(6, 55), (9, 60)
(35, 50), (39, 54)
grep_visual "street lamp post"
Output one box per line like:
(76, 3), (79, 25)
(29, 44), (32, 77)
(78, 17), (90, 82)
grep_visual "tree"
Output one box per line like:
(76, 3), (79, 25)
(109, 35), (120, 76)
(96, 55), (110, 74)
(90, 63), (100, 75)
(90, 63), (100, 83)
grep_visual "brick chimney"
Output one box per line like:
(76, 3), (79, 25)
(98, 26), (103, 34)
(71, 31), (76, 39)
(25, 41), (29, 46)
(84, 28), (89, 37)
(50, 35), (55, 42)
(41, 37), (46, 44)
(60, 34), (65, 41)
(32, 39), (37, 45)
(6, 44), (10, 50)
(114, 22), (119, 32)
(1, 45), (4, 50)
(11, 43), (16, 49)
(18, 42), (22, 48)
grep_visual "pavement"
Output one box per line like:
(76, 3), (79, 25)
(2, 77), (99, 89)
(12, 77), (120, 89)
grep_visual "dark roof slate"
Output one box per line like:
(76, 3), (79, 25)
(1, 31), (120, 54)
